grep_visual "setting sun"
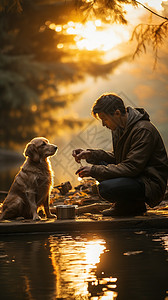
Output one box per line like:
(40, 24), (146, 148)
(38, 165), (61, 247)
(47, 0), (164, 53)
(48, 19), (129, 52)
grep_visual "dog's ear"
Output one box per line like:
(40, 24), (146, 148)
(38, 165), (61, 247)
(24, 143), (40, 162)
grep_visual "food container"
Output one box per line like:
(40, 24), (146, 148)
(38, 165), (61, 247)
(56, 205), (76, 220)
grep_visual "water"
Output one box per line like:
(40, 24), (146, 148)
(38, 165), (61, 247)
(0, 231), (168, 300)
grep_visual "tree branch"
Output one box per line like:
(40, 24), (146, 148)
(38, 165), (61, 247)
(135, 0), (168, 21)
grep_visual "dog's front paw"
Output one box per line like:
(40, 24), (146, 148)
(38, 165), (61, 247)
(33, 214), (41, 221)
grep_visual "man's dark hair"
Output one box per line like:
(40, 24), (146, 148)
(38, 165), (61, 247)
(92, 93), (126, 119)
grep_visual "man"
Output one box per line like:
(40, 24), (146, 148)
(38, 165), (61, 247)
(72, 93), (168, 217)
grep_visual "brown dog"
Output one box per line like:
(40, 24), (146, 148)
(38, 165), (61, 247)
(0, 137), (57, 221)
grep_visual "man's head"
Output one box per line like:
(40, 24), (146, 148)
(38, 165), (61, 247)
(92, 93), (127, 131)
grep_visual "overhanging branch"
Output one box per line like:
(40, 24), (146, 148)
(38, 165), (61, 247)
(135, 0), (168, 21)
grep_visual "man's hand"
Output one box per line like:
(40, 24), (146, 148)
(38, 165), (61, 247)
(75, 166), (92, 178)
(72, 148), (91, 163)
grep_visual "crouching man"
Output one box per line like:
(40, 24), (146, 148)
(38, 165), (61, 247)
(72, 93), (168, 217)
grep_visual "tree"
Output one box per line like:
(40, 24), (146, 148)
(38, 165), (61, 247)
(75, 0), (137, 24)
(0, 53), (85, 148)
(0, 0), (91, 149)
(0, 0), (22, 12)
(131, 1), (168, 67)
(1, 0), (131, 149)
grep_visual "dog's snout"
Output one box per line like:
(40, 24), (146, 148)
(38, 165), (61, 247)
(54, 146), (58, 151)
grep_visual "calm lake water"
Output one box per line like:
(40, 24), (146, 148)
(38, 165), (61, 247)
(0, 231), (168, 300)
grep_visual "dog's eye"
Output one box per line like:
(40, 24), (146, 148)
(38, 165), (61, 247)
(41, 142), (46, 147)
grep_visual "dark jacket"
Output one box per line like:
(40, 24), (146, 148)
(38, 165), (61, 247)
(87, 107), (168, 207)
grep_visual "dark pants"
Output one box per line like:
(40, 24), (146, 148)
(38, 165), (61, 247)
(98, 177), (146, 206)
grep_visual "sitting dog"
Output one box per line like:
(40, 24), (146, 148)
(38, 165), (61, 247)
(0, 137), (57, 221)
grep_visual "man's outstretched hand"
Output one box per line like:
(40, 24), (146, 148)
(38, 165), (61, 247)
(72, 148), (91, 163)
(75, 166), (92, 178)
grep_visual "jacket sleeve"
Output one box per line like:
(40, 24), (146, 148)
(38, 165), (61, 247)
(90, 128), (154, 181)
(86, 149), (116, 165)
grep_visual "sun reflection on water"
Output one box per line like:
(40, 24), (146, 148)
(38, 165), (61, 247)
(49, 235), (118, 299)
(85, 241), (106, 266)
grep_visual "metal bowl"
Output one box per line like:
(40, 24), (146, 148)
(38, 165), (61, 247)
(56, 205), (76, 220)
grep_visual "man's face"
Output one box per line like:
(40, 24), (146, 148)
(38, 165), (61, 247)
(98, 111), (122, 131)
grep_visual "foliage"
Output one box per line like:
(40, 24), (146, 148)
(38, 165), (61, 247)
(0, 53), (85, 149)
(75, 0), (137, 24)
(0, 0), (22, 12)
(131, 20), (168, 68)
(130, 1), (168, 67)
(0, 0), (87, 149)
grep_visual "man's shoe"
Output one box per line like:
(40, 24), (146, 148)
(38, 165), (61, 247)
(102, 207), (117, 216)
(102, 202), (147, 217)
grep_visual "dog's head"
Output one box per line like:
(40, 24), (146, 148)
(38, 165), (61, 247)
(24, 137), (57, 162)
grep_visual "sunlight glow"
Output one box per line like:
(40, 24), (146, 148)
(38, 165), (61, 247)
(49, 23), (56, 30)
(47, 0), (164, 54)
(31, 105), (37, 112)
(55, 25), (62, 32)
(57, 43), (63, 49)
(48, 20), (129, 52)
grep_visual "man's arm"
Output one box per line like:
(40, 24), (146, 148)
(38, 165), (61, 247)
(86, 149), (116, 165)
(72, 148), (116, 165)
(90, 129), (154, 180)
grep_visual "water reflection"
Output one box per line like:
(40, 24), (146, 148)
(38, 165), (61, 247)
(152, 232), (168, 253)
(49, 235), (117, 299)
(0, 232), (168, 300)
(0, 236), (56, 300)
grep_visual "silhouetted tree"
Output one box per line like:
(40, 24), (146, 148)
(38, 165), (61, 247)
(0, 0), (88, 148)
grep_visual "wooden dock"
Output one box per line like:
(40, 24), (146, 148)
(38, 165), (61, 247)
(0, 209), (168, 235)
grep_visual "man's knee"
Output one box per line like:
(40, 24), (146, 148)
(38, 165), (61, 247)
(98, 180), (114, 200)
(98, 177), (146, 202)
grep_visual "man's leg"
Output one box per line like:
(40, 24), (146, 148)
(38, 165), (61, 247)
(98, 177), (146, 216)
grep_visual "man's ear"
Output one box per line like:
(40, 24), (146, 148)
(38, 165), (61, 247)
(24, 143), (40, 162)
(115, 109), (121, 116)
